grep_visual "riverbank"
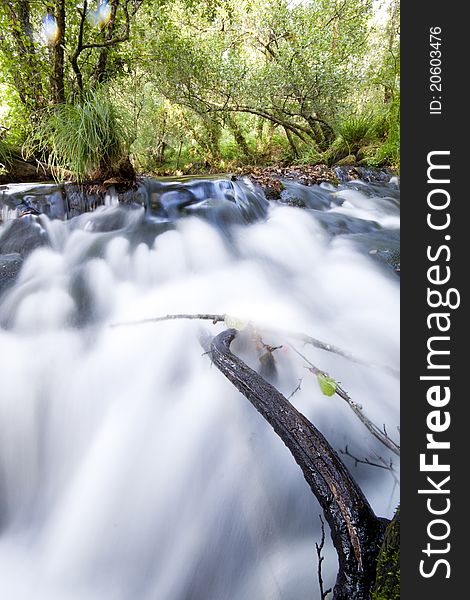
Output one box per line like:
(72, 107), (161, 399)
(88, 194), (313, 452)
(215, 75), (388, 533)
(1, 155), (396, 198)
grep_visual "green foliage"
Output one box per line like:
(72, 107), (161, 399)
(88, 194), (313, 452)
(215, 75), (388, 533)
(335, 112), (377, 154)
(224, 315), (249, 330)
(317, 372), (337, 397)
(0, 0), (400, 176)
(327, 95), (399, 170)
(25, 89), (127, 181)
(372, 507), (400, 599)
(0, 138), (12, 172)
(372, 96), (400, 168)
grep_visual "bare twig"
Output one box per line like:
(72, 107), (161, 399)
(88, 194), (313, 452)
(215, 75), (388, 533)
(110, 312), (395, 375)
(338, 400), (400, 457)
(341, 446), (399, 514)
(110, 313), (225, 327)
(111, 312), (400, 454)
(70, 0), (143, 90)
(341, 446), (399, 482)
(316, 515), (333, 600)
(286, 329), (398, 378)
(287, 378), (303, 400)
(288, 343), (400, 457)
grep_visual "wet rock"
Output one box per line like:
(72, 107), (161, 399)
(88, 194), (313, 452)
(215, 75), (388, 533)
(355, 166), (394, 183)
(64, 184), (105, 218)
(0, 253), (23, 295)
(0, 216), (50, 256)
(335, 165), (393, 183)
(259, 178), (285, 200)
(369, 248), (400, 276)
(0, 157), (52, 184)
(356, 145), (378, 162)
(240, 163), (338, 199)
(280, 196), (307, 208)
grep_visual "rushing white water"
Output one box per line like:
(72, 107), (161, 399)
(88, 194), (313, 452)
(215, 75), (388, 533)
(0, 178), (399, 599)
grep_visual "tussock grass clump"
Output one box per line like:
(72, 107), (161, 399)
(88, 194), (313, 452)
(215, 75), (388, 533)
(0, 138), (12, 171)
(372, 98), (400, 169)
(327, 102), (399, 170)
(335, 112), (377, 155)
(25, 89), (128, 181)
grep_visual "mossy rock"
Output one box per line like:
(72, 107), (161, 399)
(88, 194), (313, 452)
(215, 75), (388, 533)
(357, 144), (379, 162)
(372, 507), (400, 599)
(0, 157), (51, 184)
(335, 154), (356, 166)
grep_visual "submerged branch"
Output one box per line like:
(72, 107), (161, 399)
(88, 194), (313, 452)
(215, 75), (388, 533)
(110, 312), (397, 376)
(111, 313), (225, 327)
(201, 328), (387, 599)
(111, 312), (399, 454)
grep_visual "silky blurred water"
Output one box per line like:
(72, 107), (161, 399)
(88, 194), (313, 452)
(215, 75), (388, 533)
(0, 177), (399, 599)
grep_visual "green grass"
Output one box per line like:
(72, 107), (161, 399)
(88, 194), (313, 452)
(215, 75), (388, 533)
(24, 88), (127, 181)
(335, 112), (376, 154)
(370, 97), (400, 169)
(328, 101), (399, 169)
(0, 138), (12, 172)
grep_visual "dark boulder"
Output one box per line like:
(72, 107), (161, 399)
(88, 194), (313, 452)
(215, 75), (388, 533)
(0, 157), (52, 184)
(0, 253), (23, 295)
(0, 216), (50, 257)
(335, 154), (357, 166)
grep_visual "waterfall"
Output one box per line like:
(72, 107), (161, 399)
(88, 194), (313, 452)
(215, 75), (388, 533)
(0, 175), (399, 599)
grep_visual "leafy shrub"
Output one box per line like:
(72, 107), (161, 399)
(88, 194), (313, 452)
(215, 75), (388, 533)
(24, 88), (128, 181)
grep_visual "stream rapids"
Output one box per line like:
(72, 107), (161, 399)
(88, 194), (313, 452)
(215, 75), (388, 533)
(0, 174), (400, 600)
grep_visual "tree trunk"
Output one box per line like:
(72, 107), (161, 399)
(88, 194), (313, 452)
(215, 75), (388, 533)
(51, 0), (66, 104)
(284, 126), (299, 158)
(203, 329), (387, 599)
(304, 114), (335, 149)
(201, 117), (222, 163)
(95, 0), (119, 84)
(227, 116), (253, 160)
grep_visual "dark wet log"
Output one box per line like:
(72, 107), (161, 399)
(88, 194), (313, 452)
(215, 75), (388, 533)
(203, 328), (387, 599)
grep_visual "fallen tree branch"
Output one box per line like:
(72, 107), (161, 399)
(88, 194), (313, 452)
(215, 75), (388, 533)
(201, 328), (387, 599)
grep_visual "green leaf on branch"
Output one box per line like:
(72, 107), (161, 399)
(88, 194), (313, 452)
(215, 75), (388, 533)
(224, 314), (249, 331)
(317, 373), (337, 397)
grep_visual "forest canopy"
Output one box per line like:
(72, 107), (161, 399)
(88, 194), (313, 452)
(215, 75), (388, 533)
(0, 0), (399, 178)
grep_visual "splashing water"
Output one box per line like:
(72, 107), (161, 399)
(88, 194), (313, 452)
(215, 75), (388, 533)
(0, 176), (399, 599)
